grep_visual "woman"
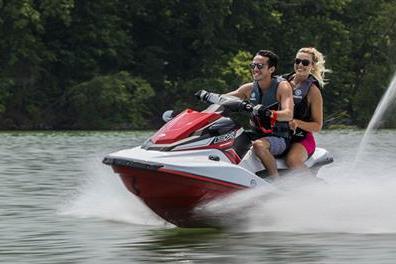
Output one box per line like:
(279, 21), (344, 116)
(285, 47), (329, 169)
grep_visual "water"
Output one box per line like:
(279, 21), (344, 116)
(1, 129), (396, 263)
(354, 74), (396, 164)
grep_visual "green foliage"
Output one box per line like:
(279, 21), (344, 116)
(65, 72), (154, 129)
(337, 0), (396, 127)
(221, 50), (253, 88)
(39, 0), (74, 25)
(0, 78), (13, 113)
(0, 0), (395, 129)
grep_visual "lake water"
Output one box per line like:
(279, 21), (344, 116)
(2, 130), (396, 263)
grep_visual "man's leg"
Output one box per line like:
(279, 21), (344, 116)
(252, 138), (279, 176)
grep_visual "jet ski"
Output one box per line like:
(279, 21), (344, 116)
(103, 91), (333, 227)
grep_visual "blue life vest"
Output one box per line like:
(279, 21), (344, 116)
(249, 76), (291, 139)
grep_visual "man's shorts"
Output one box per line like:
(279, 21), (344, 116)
(263, 136), (287, 156)
(246, 130), (288, 156)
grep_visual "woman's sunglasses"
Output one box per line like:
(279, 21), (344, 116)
(295, 58), (311, 66)
(249, 63), (267, 70)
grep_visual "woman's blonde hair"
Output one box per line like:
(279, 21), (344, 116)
(297, 47), (331, 87)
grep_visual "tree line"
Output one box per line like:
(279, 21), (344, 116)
(0, 0), (395, 130)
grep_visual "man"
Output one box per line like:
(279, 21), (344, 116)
(228, 50), (294, 177)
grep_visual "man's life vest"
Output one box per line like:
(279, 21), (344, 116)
(249, 76), (291, 139)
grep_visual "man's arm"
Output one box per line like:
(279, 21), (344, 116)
(226, 83), (253, 100)
(275, 81), (293, 121)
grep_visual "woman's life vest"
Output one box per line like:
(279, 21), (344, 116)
(249, 76), (291, 139)
(284, 73), (321, 139)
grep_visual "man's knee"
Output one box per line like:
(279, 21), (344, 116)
(252, 139), (270, 152)
(252, 139), (270, 157)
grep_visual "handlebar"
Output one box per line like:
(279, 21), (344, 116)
(195, 90), (253, 113)
(195, 90), (280, 133)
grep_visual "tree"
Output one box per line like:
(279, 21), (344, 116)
(64, 71), (154, 129)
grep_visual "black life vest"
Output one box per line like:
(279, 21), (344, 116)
(284, 73), (321, 139)
(249, 76), (291, 139)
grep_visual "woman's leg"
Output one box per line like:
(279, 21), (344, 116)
(286, 142), (308, 169)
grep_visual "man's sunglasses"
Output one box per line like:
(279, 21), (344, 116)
(295, 58), (311, 66)
(249, 63), (267, 70)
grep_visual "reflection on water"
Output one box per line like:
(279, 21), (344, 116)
(130, 229), (396, 263)
(1, 131), (396, 263)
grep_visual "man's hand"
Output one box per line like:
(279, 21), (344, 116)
(253, 105), (274, 130)
(195, 90), (210, 101)
(253, 104), (272, 118)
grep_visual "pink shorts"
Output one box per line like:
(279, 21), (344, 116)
(298, 132), (316, 156)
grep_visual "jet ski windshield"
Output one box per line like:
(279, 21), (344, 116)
(203, 94), (249, 114)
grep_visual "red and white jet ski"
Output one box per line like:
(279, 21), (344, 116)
(103, 92), (333, 227)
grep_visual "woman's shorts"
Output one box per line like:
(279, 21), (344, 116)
(298, 132), (316, 156)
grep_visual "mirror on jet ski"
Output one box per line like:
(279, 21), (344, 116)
(162, 110), (175, 122)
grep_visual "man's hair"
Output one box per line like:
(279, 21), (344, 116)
(255, 50), (279, 73)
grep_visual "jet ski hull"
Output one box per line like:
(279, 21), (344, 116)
(112, 164), (246, 227)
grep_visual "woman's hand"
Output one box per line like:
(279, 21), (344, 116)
(289, 119), (299, 131)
